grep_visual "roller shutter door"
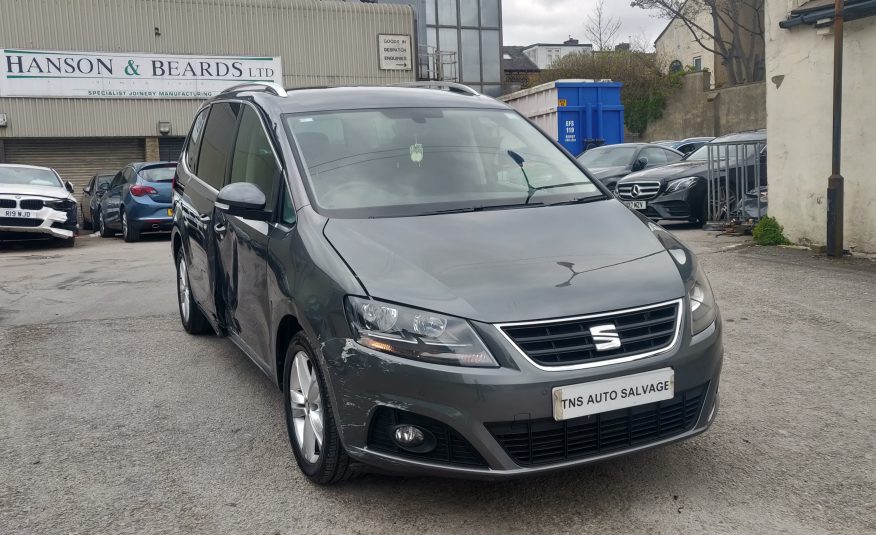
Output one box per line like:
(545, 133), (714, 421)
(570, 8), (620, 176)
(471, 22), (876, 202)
(158, 137), (186, 162)
(4, 138), (145, 192)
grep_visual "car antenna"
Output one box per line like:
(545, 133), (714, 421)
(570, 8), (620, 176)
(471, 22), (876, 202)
(507, 150), (536, 203)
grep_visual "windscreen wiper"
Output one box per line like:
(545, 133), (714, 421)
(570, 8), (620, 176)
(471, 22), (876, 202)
(418, 202), (545, 216)
(506, 149), (592, 204)
(549, 195), (608, 206)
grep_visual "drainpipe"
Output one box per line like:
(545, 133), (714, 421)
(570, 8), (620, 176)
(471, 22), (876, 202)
(826, 0), (845, 257)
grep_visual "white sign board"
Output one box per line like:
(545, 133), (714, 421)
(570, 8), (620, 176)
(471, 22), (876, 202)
(0, 48), (283, 99)
(378, 35), (412, 71)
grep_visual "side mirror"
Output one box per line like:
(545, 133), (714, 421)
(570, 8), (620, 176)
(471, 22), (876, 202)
(65, 181), (75, 194)
(216, 182), (269, 220)
(632, 157), (648, 172)
(83, 186), (91, 194)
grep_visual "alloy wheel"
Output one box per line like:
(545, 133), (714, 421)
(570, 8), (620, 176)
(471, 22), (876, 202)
(289, 351), (324, 464)
(177, 255), (190, 324)
(122, 212), (128, 238)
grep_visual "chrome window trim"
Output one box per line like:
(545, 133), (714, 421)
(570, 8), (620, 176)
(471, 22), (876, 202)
(494, 298), (685, 372)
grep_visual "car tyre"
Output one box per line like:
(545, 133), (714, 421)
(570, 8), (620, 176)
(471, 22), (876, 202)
(98, 209), (115, 238)
(122, 211), (140, 242)
(175, 247), (211, 334)
(283, 333), (354, 485)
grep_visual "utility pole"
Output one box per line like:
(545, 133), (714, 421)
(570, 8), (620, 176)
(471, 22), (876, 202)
(826, 0), (844, 257)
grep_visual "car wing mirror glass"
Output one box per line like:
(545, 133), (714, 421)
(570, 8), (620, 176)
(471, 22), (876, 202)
(633, 157), (647, 171)
(216, 182), (269, 220)
(64, 181), (75, 194)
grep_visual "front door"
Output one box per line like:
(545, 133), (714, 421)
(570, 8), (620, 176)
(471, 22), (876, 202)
(176, 103), (241, 328)
(104, 167), (132, 228)
(216, 104), (281, 367)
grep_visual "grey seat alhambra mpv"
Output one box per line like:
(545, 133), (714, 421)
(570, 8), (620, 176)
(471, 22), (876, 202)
(171, 82), (723, 484)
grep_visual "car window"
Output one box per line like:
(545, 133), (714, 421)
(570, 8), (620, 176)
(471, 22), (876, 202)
(109, 170), (124, 188)
(280, 187), (296, 226)
(186, 108), (209, 174)
(97, 174), (115, 188)
(639, 147), (670, 167)
(139, 165), (176, 182)
(285, 107), (601, 218)
(229, 106), (279, 207)
(0, 166), (63, 187)
(577, 146), (638, 168)
(661, 148), (683, 163)
(197, 102), (241, 189)
(122, 167), (135, 184)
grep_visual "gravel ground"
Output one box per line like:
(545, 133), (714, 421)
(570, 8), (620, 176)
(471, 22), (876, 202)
(0, 228), (874, 535)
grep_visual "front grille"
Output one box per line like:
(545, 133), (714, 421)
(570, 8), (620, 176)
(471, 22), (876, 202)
(0, 217), (42, 227)
(617, 181), (661, 200)
(501, 301), (679, 367)
(368, 407), (487, 467)
(19, 199), (44, 210)
(0, 199), (15, 208)
(487, 383), (707, 466)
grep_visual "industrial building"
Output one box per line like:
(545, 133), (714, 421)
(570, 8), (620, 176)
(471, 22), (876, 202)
(0, 0), (426, 190)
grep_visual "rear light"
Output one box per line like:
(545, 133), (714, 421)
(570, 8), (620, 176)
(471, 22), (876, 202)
(130, 185), (158, 197)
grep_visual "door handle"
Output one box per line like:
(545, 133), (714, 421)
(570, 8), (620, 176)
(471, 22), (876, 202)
(198, 214), (211, 222)
(214, 222), (227, 234)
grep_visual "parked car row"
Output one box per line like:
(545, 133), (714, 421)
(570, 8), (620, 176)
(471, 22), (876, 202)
(0, 160), (176, 248)
(578, 131), (767, 224)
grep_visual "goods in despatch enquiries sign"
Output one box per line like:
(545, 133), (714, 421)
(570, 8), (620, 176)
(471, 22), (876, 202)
(378, 34), (411, 70)
(0, 48), (283, 99)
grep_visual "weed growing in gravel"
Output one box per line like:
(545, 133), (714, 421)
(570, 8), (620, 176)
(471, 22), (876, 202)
(753, 216), (792, 246)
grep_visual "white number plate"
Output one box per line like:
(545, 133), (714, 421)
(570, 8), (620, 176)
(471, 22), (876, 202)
(623, 201), (647, 210)
(552, 368), (675, 421)
(3, 209), (34, 218)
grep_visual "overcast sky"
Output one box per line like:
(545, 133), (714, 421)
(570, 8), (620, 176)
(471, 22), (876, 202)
(501, 0), (669, 50)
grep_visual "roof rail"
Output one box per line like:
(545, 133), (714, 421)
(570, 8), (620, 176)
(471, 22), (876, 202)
(393, 81), (480, 96)
(218, 82), (288, 98)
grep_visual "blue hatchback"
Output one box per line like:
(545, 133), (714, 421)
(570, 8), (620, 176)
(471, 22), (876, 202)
(98, 162), (176, 242)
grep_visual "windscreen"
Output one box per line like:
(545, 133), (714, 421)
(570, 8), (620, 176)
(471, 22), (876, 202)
(139, 165), (176, 182)
(285, 107), (601, 217)
(0, 166), (62, 187)
(577, 146), (638, 168)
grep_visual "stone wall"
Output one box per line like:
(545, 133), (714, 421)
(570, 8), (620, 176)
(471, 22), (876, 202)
(642, 72), (766, 141)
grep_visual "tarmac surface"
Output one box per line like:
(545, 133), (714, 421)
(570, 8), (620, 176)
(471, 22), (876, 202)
(1, 226), (874, 534)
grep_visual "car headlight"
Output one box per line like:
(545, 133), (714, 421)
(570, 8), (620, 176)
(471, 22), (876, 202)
(44, 199), (75, 210)
(689, 266), (717, 335)
(346, 296), (497, 367)
(666, 176), (700, 193)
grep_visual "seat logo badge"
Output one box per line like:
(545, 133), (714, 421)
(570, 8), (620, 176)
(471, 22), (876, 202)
(630, 185), (641, 198)
(590, 324), (621, 351)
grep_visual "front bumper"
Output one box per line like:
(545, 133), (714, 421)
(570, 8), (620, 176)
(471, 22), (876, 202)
(320, 311), (723, 479)
(0, 204), (78, 239)
(632, 185), (705, 221)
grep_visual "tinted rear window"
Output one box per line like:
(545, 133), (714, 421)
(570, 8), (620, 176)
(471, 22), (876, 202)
(139, 166), (176, 182)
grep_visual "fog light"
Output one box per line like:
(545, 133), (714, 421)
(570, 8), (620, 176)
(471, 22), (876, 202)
(393, 425), (425, 447)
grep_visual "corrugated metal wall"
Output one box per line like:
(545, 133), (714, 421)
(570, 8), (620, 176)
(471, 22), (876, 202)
(0, 0), (416, 138)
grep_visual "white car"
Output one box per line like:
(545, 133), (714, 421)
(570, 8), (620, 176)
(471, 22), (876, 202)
(0, 164), (79, 247)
